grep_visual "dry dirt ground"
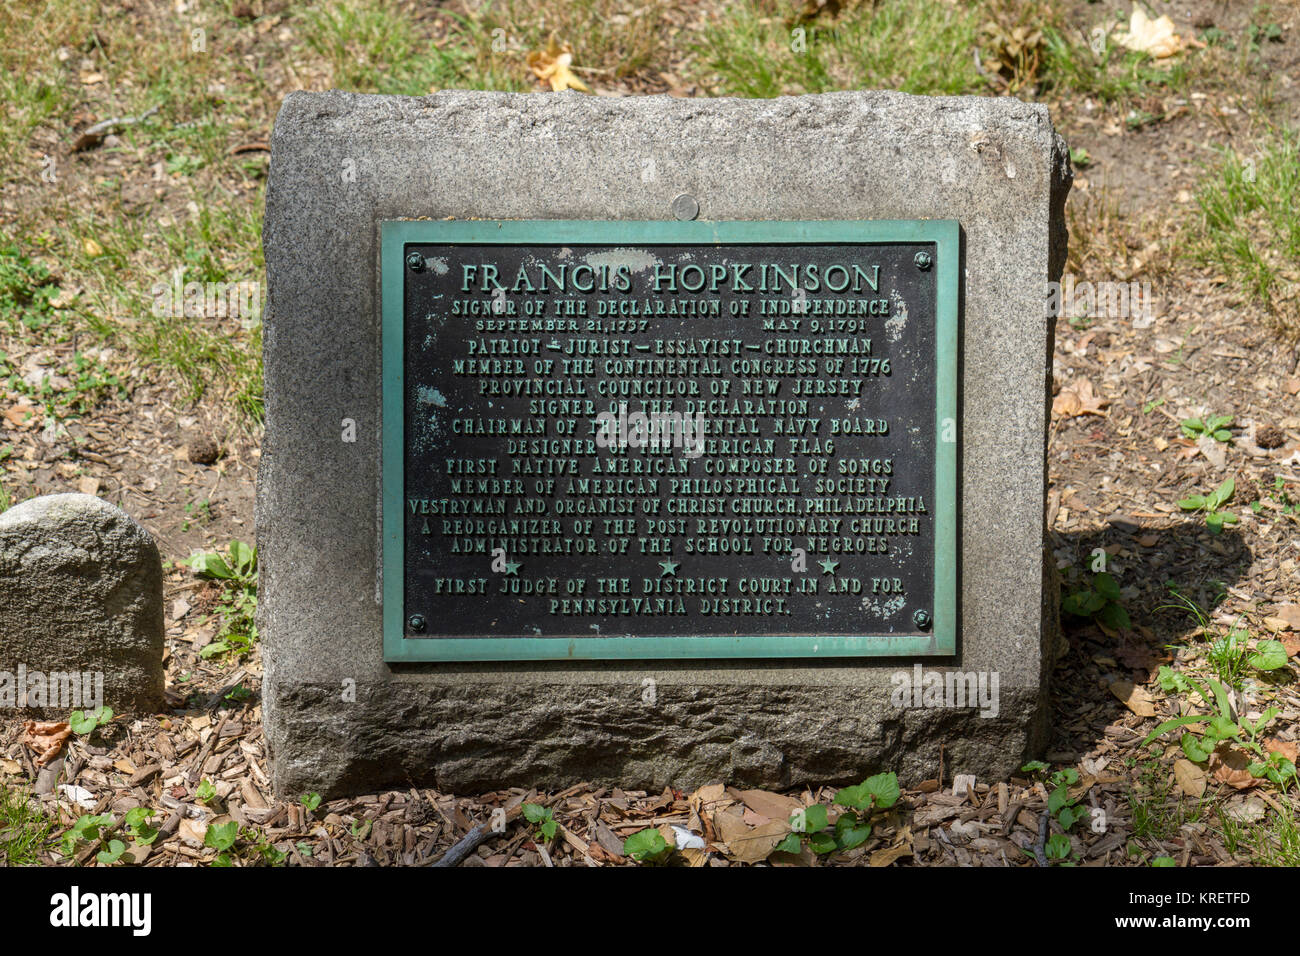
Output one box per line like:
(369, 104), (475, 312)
(1, 0), (1298, 866)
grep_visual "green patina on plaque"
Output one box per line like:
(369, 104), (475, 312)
(381, 219), (959, 662)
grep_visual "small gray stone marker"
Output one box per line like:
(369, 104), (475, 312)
(261, 90), (1070, 797)
(0, 493), (164, 713)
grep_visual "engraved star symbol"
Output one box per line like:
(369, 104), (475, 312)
(659, 559), (680, 577)
(819, 558), (839, 575)
(504, 559), (521, 576)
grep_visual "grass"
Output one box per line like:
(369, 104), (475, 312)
(1039, 26), (1191, 106)
(0, 0), (1293, 430)
(1127, 759), (1212, 843)
(300, 0), (523, 94)
(0, 781), (56, 865)
(692, 0), (986, 98)
(1218, 805), (1300, 866)
(1192, 124), (1300, 337)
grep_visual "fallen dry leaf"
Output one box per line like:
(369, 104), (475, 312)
(1109, 679), (1156, 717)
(712, 810), (789, 864)
(732, 787), (801, 823)
(1173, 758), (1206, 798)
(526, 36), (592, 93)
(1209, 744), (1257, 791)
(1053, 378), (1109, 419)
(21, 720), (72, 767)
(1263, 738), (1298, 764)
(1270, 605), (1300, 631)
(1114, 6), (1191, 58)
(870, 842), (913, 867)
(3, 404), (40, 429)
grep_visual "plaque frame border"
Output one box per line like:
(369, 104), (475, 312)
(380, 219), (958, 662)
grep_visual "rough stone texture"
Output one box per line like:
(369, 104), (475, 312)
(0, 494), (164, 713)
(261, 90), (1071, 797)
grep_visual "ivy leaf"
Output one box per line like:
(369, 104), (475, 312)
(1180, 732), (1213, 763)
(1057, 805), (1087, 830)
(1045, 833), (1072, 860)
(834, 783), (870, 811)
(834, 812), (873, 850)
(773, 833), (802, 855)
(1047, 784), (1069, 816)
(205, 821), (238, 852)
(96, 839), (126, 865)
(808, 830), (838, 855)
(861, 772), (900, 809)
(622, 827), (669, 862)
(1093, 572), (1121, 601)
(1079, 590), (1107, 615)
(1097, 601), (1131, 630)
(1248, 639), (1288, 671)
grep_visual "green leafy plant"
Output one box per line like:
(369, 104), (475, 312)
(622, 827), (672, 864)
(205, 820), (239, 866)
(1045, 832), (1073, 862)
(1251, 476), (1296, 516)
(521, 802), (557, 843)
(300, 793), (322, 812)
(194, 779), (217, 805)
(96, 838), (127, 865)
(0, 244), (58, 332)
(1142, 673), (1285, 779)
(1151, 855), (1177, 867)
(123, 807), (160, 846)
(1023, 763), (1089, 831)
(1178, 478), (1237, 534)
(1158, 587), (1289, 689)
(191, 540), (258, 659)
(69, 705), (114, 736)
(1062, 571), (1130, 629)
(1249, 750), (1298, 793)
(775, 802), (838, 855)
(255, 835), (288, 865)
(1181, 414), (1233, 442)
(776, 771), (900, 856)
(58, 813), (115, 859)
(1248, 638), (1289, 672)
